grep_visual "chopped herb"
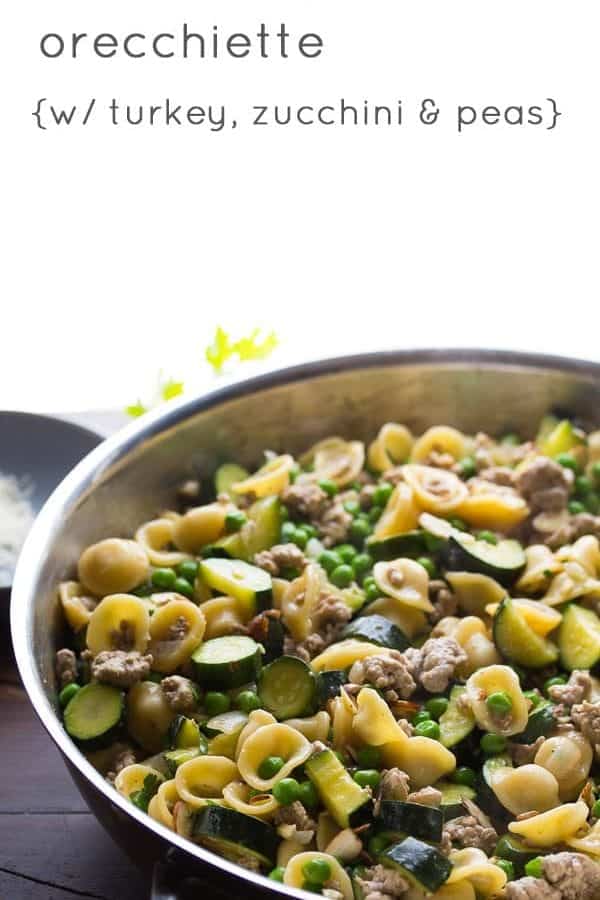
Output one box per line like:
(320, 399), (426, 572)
(130, 774), (160, 813)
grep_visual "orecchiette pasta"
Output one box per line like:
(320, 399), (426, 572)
(127, 680), (176, 753)
(509, 799), (589, 847)
(352, 688), (410, 746)
(172, 503), (233, 554)
(222, 780), (279, 818)
(86, 593), (150, 655)
(199, 595), (246, 639)
(382, 735), (456, 789)
(280, 562), (325, 641)
(542, 561), (600, 606)
(372, 482), (421, 540)
(78, 538), (150, 596)
(283, 852), (353, 900)
(534, 732), (593, 800)
(147, 778), (179, 830)
(302, 439), (365, 488)
(235, 709), (277, 759)
(515, 544), (563, 593)
(283, 711), (331, 742)
(403, 464), (469, 514)
(277, 838), (308, 869)
(454, 480), (529, 531)
(237, 724), (312, 791)
(316, 812), (339, 852)
(310, 639), (394, 672)
(445, 572), (506, 616)
(410, 425), (467, 464)
(556, 535), (600, 577)
(364, 594), (427, 638)
(148, 598), (206, 672)
(567, 819), (600, 856)
(451, 616), (501, 676)
(490, 763), (560, 815)
(59, 580), (96, 632)
(114, 763), (164, 800)
(373, 558), (433, 613)
(367, 423), (414, 472)
(232, 454), (295, 497)
(446, 848), (507, 897)
(135, 518), (190, 567)
(174, 755), (238, 809)
(330, 690), (357, 750)
(465, 665), (528, 736)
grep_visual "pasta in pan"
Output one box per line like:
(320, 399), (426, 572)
(52, 415), (600, 895)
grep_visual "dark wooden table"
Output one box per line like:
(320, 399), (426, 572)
(0, 621), (151, 900)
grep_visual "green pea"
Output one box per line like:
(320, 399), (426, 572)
(319, 550), (342, 574)
(544, 675), (567, 694)
(336, 544), (358, 563)
(59, 682), (80, 707)
(413, 710), (432, 725)
(297, 780), (319, 808)
(151, 567), (177, 589)
(449, 517), (467, 531)
(368, 505), (383, 523)
(352, 553), (373, 579)
(302, 858), (332, 885)
(353, 769), (381, 789)
(568, 500), (586, 515)
(235, 690), (261, 713)
(204, 691), (230, 716)
(592, 461), (600, 486)
(173, 577), (194, 598)
(301, 881), (323, 895)
(281, 521), (297, 542)
(480, 733), (507, 754)
(356, 746), (382, 769)
(362, 575), (376, 591)
(523, 690), (542, 708)
(258, 756), (285, 780)
(350, 518), (372, 543)
(524, 857), (544, 879)
(330, 564), (354, 588)
(458, 456), (477, 479)
(273, 777), (301, 805)
(425, 696), (449, 720)
(176, 560), (200, 582)
(575, 475), (592, 496)
(301, 523), (318, 539)
(268, 867), (285, 882)
(373, 482), (393, 506)
(344, 499), (361, 517)
(486, 691), (513, 716)
(414, 720), (440, 740)
(318, 479), (339, 497)
(368, 833), (391, 856)
(477, 530), (498, 545)
(495, 859), (515, 881)
(452, 766), (477, 788)
(416, 556), (438, 578)
(292, 527), (309, 549)
(592, 799), (600, 819)
(365, 583), (381, 603)
(225, 510), (247, 533)
(556, 453), (579, 472)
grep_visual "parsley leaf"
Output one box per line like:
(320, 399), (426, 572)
(125, 400), (148, 418)
(205, 326), (278, 373)
(161, 378), (185, 402)
(130, 774), (160, 813)
(233, 329), (278, 362)
(205, 326), (233, 373)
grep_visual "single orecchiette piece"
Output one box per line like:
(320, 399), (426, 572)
(382, 735), (456, 789)
(454, 480), (529, 531)
(235, 709), (277, 759)
(516, 544), (563, 593)
(451, 616), (501, 677)
(135, 518), (190, 567)
(277, 838), (308, 869)
(283, 851), (353, 900)
(330, 690), (357, 750)
(280, 562), (324, 641)
(372, 483), (421, 540)
(445, 572), (506, 617)
(465, 664), (528, 736)
(490, 763), (560, 815)
(172, 503), (234, 554)
(237, 723), (312, 791)
(316, 812), (339, 852)
(534, 732), (593, 800)
(365, 594), (427, 638)
(78, 538), (150, 596)
(373, 558), (434, 613)
(147, 778), (179, 830)
(148, 598), (206, 672)
(232, 454), (295, 497)
(402, 464), (469, 514)
(446, 847), (507, 897)
(174, 755), (238, 809)
(433, 883), (476, 900)
(556, 535), (600, 577)
(542, 561), (600, 606)
(567, 819), (600, 856)
(114, 763), (164, 800)
(508, 798), (589, 847)
(410, 425), (468, 464)
(199, 595), (247, 639)
(222, 780), (279, 818)
(352, 688), (410, 746)
(300, 439), (364, 488)
(59, 581), (96, 632)
(86, 593), (150, 656)
(310, 639), (394, 672)
(367, 423), (414, 472)
(127, 680), (176, 753)
(283, 711), (331, 742)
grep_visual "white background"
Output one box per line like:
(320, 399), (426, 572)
(2, 0), (598, 414)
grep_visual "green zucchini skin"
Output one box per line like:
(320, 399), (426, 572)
(214, 463), (249, 497)
(495, 834), (548, 875)
(367, 531), (428, 561)
(192, 805), (279, 867)
(258, 656), (316, 719)
(377, 800), (443, 843)
(438, 685), (476, 749)
(191, 636), (263, 689)
(493, 597), (559, 668)
(437, 781), (477, 821)
(512, 703), (556, 744)
(379, 836), (452, 892)
(316, 670), (347, 704)
(305, 748), (372, 829)
(443, 535), (525, 586)
(247, 610), (284, 664)
(163, 747), (201, 776)
(343, 614), (409, 652)
(63, 683), (124, 747)
(559, 604), (600, 671)
(168, 715), (205, 750)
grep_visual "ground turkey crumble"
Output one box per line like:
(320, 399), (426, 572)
(545, 512), (600, 550)
(106, 742), (138, 782)
(506, 852), (600, 900)
(548, 670), (592, 706)
(281, 482), (353, 546)
(91, 650), (153, 688)
(404, 637), (467, 693)
(160, 675), (198, 713)
(571, 701), (600, 748)
(55, 648), (78, 688)
(356, 864), (409, 900)
(253, 542), (307, 576)
(273, 801), (316, 843)
(441, 814), (498, 855)
(407, 786), (442, 806)
(283, 591), (352, 661)
(348, 652), (416, 702)
(428, 579), (457, 624)
(515, 457), (572, 514)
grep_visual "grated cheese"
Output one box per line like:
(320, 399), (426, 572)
(0, 472), (35, 584)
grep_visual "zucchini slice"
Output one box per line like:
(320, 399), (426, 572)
(493, 597), (559, 668)
(367, 531), (428, 561)
(495, 833), (548, 875)
(203, 710), (249, 738)
(192, 805), (278, 868)
(163, 747), (201, 776)
(316, 670), (347, 704)
(258, 656), (316, 719)
(191, 635), (263, 689)
(214, 463), (250, 497)
(379, 837), (452, 893)
(248, 610), (285, 664)
(538, 419), (584, 458)
(342, 614), (409, 652)
(437, 781), (477, 821)
(377, 801), (443, 843)
(559, 604), (600, 671)
(168, 715), (205, 750)
(305, 747), (372, 829)
(482, 753), (513, 788)
(444, 534), (525, 586)
(206, 496), (282, 562)
(438, 685), (476, 749)
(512, 703), (556, 744)
(199, 558), (272, 618)
(63, 683), (123, 745)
